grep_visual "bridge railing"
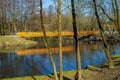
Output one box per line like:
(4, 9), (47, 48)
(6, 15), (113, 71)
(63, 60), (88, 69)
(17, 31), (98, 37)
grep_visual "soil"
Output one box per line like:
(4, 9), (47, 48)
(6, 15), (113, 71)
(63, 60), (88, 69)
(81, 61), (120, 80)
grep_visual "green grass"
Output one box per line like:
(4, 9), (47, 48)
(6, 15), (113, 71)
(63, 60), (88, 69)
(3, 76), (34, 80)
(112, 54), (120, 58)
(111, 54), (120, 60)
(3, 75), (53, 80)
(0, 35), (37, 53)
(0, 35), (37, 47)
(2, 71), (75, 80)
(2, 70), (96, 80)
(0, 36), (18, 43)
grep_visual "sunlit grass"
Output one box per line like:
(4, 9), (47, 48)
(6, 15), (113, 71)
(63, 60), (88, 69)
(2, 71), (76, 80)
(111, 54), (120, 60)
(0, 36), (37, 53)
(0, 35), (37, 46)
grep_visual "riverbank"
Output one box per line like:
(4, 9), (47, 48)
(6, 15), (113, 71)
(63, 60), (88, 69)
(0, 35), (37, 48)
(2, 54), (120, 80)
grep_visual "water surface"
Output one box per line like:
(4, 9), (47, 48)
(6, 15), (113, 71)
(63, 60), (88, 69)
(0, 42), (120, 79)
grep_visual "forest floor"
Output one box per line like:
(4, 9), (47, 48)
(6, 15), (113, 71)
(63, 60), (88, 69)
(2, 54), (120, 80)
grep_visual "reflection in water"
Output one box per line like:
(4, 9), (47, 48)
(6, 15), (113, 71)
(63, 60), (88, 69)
(0, 43), (120, 79)
(18, 44), (98, 55)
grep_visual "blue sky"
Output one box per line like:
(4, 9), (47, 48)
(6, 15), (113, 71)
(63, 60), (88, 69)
(42, 0), (54, 9)
(36, 0), (71, 14)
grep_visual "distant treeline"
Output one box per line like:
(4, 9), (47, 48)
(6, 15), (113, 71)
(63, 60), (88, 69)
(0, 0), (118, 35)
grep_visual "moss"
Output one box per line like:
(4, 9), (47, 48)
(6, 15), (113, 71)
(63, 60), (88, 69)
(111, 54), (120, 60)
(63, 70), (76, 78)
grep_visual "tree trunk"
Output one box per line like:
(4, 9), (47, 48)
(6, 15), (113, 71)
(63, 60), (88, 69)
(1, 17), (5, 35)
(93, 0), (113, 69)
(114, 0), (120, 35)
(13, 0), (17, 33)
(13, 12), (17, 33)
(111, 0), (120, 35)
(24, 11), (27, 32)
(0, 24), (2, 35)
(57, 0), (63, 80)
(29, 0), (35, 31)
(1, 1), (5, 35)
(71, 0), (81, 80)
(40, 0), (58, 80)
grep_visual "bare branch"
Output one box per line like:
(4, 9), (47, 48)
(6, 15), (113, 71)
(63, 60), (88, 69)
(101, 6), (115, 22)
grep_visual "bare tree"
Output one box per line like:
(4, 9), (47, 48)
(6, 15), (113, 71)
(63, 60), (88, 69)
(13, 0), (17, 33)
(57, 0), (63, 80)
(0, 0), (5, 35)
(100, 0), (120, 35)
(93, 0), (113, 69)
(71, 0), (81, 80)
(40, 0), (58, 80)
(114, 0), (120, 34)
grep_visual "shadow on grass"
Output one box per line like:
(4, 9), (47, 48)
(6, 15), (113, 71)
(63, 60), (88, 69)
(63, 76), (71, 80)
(30, 76), (36, 80)
(25, 69), (37, 80)
(25, 61), (52, 80)
(46, 73), (71, 80)
(26, 62), (71, 80)
(57, 73), (71, 80)
(114, 61), (120, 66)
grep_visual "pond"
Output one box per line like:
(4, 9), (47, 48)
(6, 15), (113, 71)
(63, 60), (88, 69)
(0, 42), (120, 79)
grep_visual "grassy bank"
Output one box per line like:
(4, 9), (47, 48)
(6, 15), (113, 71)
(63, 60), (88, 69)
(111, 54), (120, 60)
(2, 70), (76, 80)
(3, 65), (120, 80)
(0, 35), (37, 48)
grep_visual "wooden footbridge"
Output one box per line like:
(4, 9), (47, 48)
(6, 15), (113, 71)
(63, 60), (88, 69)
(17, 31), (98, 37)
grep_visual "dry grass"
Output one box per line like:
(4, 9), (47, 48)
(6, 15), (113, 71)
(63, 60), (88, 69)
(0, 35), (37, 47)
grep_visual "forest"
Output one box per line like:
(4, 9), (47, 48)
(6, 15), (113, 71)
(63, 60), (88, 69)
(0, 0), (120, 80)
(0, 0), (119, 35)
